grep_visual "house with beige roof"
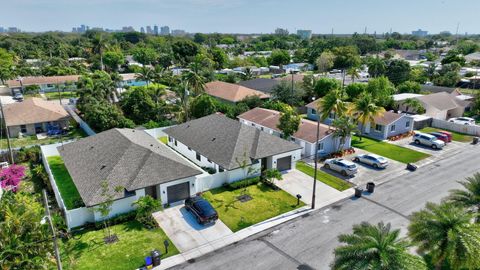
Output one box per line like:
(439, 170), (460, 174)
(6, 75), (81, 93)
(3, 98), (72, 137)
(204, 81), (270, 103)
(358, 111), (414, 140)
(238, 107), (351, 157)
(395, 92), (468, 120)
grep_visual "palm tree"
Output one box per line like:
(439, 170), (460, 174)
(367, 56), (386, 78)
(319, 89), (347, 122)
(182, 70), (205, 96)
(426, 63), (437, 81)
(408, 202), (480, 270)
(347, 67), (360, 83)
(91, 33), (108, 71)
(136, 66), (154, 86)
(448, 172), (480, 222)
(171, 81), (190, 122)
(332, 222), (426, 270)
(401, 98), (425, 114)
(348, 93), (385, 141)
(331, 117), (357, 152)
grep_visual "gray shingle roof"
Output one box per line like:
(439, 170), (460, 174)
(58, 128), (202, 207)
(237, 78), (281, 93)
(164, 114), (301, 170)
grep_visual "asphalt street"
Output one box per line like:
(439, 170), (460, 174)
(171, 144), (480, 270)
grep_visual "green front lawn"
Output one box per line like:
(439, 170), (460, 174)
(296, 161), (352, 191)
(47, 156), (83, 209)
(0, 128), (86, 149)
(61, 220), (179, 270)
(419, 127), (474, 142)
(45, 91), (77, 100)
(352, 135), (430, 163)
(202, 182), (304, 232)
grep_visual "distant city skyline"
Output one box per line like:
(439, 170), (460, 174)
(1, 0), (479, 34)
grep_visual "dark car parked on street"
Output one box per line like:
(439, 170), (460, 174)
(185, 196), (218, 225)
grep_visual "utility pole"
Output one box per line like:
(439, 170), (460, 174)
(312, 107), (320, 209)
(0, 99), (14, 164)
(42, 189), (63, 270)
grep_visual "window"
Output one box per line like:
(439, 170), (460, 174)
(196, 152), (201, 161)
(207, 159), (211, 163)
(311, 109), (316, 115)
(251, 159), (260, 164)
(291, 137), (296, 142)
(390, 125), (396, 132)
(188, 147), (191, 151)
(168, 136), (172, 142)
(329, 112), (335, 119)
(261, 127), (264, 131)
(252, 123), (255, 127)
(375, 124), (383, 131)
(317, 142), (324, 151)
(124, 189), (136, 197)
(405, 121), (410, 127)
(174, 139), (177, 146)
(20, 125), (27, 133)
(219, 167), (224, 172)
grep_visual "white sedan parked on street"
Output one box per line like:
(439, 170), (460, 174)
(448, 117), (476, 125)
(324, 158), (358, 177)
(353, 154), (389, 169)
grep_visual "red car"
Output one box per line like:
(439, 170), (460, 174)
(437, 131), (452, 142)
(429, 132), (449, 143)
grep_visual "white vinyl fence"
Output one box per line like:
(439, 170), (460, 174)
(64, 105), (96, 136)
(432, 119), (480, 136)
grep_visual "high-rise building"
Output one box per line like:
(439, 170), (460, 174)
(122, 26), (135, 32)
(140, 27), (145, 34)
(0, 27), (5, 33)
(153, 25), (159, 35)
(7, 27), (20, 33)
(275, 28), (289, 35)
(412, 29), (428, 37)
(297, 29), (312, 40)
(160, 26), (170, 35)
(171, 29), (186, 36)
(146, 26), (153, 34)
(72, 24), (88, 33)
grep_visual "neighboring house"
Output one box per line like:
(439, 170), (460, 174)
(238, 108), (351, 157)
(6, 75), (80, 93)
(420, 85), (457, 94)
(237, 78), (281, 94)
(465, 52), (480, 63)
(396, 92), (467, 120)
(358, 111), (414, 140)
(164, 114), (302, 181)
(204, 81), (270, 103)
(275, 74), (305, 83)
(57, 128), (203, 221)
(119, 73), (148, 87)
(3, 98), (72, 137)
(305, 98), (336, 124)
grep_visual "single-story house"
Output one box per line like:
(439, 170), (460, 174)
(237, 78), (281, 94)
(6, 75), (81, 93)
(396, 92), (467, 120)
(420, 85), (457, 94)
(305, 98), (336, 124)
(204, 81), (270, 103)
(3, 98), (72, 137)
(58, 128), (203, 220)
(465, 52), (480, 63)
(238, 107), (351, 157)
(164, 113), (302, 181)
(119, 73), (148, 87)
(358, 111), (414, 140)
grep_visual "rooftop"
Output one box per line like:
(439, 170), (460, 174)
(3, 98), (71, 126)
(237, 78), (280, 94)
(204, 81), (269, 103)
(393, 93), (424, 101)
(164, 113), (301, 170)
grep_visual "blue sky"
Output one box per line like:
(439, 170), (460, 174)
(1, 0), (479, 34)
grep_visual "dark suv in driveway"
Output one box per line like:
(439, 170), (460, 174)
(185, 196), (218, 225)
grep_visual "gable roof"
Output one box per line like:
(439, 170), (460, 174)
(204, 81), (270, 103)
(164, 114), (301, 170)
(416, 92), (464, 111)
(238, 107), (334, 143)
(420, 85), (457, 94)
(373, 111), (405, 126)
(3, 98), (71, 126)
(58, 129), (202, 207)
(237, 78), (281, 93)
(306, 98), (322, 110)
(6, 75), (81, 88)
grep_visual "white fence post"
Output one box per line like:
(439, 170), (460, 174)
(431, 119), (480, 136)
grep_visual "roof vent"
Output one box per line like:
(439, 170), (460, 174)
(150, 144), (153, 147)
(212, 137), (216, 141)
(90, 146), (94, 150)
(100, 165), (106, 170)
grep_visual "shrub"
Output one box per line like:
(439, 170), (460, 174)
(32, 164), (51, 192)
(228, 176), (260, 189)
(15, 146), (41, 164)
(132, 195), (161, 229)
(201, 166), (217, 174)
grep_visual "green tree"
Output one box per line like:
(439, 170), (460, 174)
(0, 48), (16, 84)
(103, 50), (124, 72)
(408, 202), (480, 270)
(269, 49), (291, 66)
(91, 32), (108, 71)
(441, 50), (466, 66)
(346, 67), (360, 83)
(263, 169), (282, 185)
(400, 98), (425, 114)
(332, 46), (361, 70)
(345, 83), (366, 101)
(349, 92), (385, 140)
(190, 94), (217, 119)
(409, 67), (428, 84)
(132, 47), (158, 66)
(0, 192), (53, 269)
(448, 173), (480, 222)
(385, 59), (411, 85)
(210, 47), (229, 69)
(83, 101), (135, 132)
(319, 89), (347, 121)
(332, 117), (357, 151)
(172, 40), (199, 65)
(367, 56), (386, 78)
(277, 107), (301, 139)
(182, 69), (206, 96)
(132, 195), (161, 228)
(313, 77), (341, 97)
(301, 74), (317, 100)
(365, 76), (395, 108)
(94, 181), (124, 243)
(77, 71), (117, 106)
(120, 86), (164, 124)
(316, 50), (335, 75)
(397, 81), (421, 94)
(272, 81), (301, 106)
(332, 222), (426, 270)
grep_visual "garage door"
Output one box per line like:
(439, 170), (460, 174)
(276, 156), (292, 171)
(167, 182), (190, 203)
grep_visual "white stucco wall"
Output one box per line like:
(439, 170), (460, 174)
(267, 149), (302, 171)
(167, 138), (220, 171)
(92, 188), (145, 221)
(159, 176), (196, 204)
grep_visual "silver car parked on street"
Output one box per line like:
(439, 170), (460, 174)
(324, 158), (358, 177)
(353, 153), (389, 169)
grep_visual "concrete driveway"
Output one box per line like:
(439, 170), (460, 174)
(388, 136), (467, 156)
(275, 170), (351, 208)
(153, 204), (233, 253)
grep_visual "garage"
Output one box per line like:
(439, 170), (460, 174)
(276, 156), (292, 171)
(167, 182), (190, 203)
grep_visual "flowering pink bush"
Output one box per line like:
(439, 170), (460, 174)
(0, 164), (26, 192)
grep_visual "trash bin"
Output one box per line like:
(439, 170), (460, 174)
(145, 256), (153, 269)
(406, 163), (417, 171)
(151, 250), (161, 267)
(366, 182), (375, 193)
(354, 187), (363, 198)
(473, 137), (479, 145)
